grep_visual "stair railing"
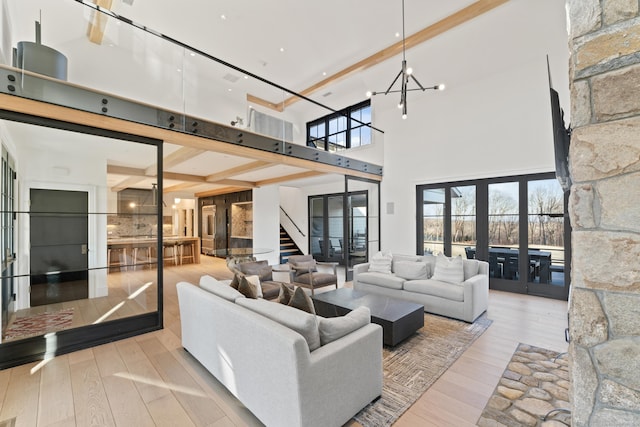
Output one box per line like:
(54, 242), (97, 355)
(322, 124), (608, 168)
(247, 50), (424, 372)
(280, 207), (305, 237)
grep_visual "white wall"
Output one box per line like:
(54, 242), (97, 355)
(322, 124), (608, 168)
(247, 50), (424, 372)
(377, 0), (569, 254)
(252, 185), (281, 265)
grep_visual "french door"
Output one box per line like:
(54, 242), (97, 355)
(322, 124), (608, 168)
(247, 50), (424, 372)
(417, 172), (570, 300)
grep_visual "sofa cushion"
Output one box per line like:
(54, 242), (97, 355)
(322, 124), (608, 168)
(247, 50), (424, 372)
(288, 287), (316, 314)
(391, 254), (419, 272)
(295, 272), (337, 287)
(368, 251), (393, 274)
(238, 260), (273, 282)
(318, 306), (371, 346)
(357, 271), (405, 290)
(394, 260), (429, 280)
(199, 275), (245, 302)
(236, 298), (321, 351)
(404, 279), (465, 302)
(432, 254), (464, 284)
(463, 259), (480, 280)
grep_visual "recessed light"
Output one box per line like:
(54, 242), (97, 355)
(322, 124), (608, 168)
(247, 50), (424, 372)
(244, 75), (249, 79)
(190, 52), (196, 57)
(177, 68), (182, 72)
(227, 88), (232, 92)
(322, 72), (327, 76)
(279, 47), (285, 52)
(395, 32), (400, 38)
(220, 14), (227, 20)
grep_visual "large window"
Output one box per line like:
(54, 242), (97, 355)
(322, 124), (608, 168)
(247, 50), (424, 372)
(417, 173), (570, 300)
(307, 101), (371, 152)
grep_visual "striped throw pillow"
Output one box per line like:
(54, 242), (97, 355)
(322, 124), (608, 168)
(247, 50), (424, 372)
(432, 254), (464, 284)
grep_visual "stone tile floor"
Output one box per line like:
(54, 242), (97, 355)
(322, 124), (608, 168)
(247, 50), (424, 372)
(477, 343), (571, 427)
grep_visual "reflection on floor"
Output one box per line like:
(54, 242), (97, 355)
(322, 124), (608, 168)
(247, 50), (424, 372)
(2, 264), (165, 343)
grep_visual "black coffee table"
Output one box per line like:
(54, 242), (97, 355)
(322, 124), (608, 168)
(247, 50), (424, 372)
(312, 288), (424, 346)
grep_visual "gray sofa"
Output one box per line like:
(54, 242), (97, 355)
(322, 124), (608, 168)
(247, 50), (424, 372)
(353, 253), (489, 322)
(177, 276), (383, 427)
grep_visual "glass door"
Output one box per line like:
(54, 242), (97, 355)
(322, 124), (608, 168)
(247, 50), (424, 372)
(487, 181), (525, 292)
(346, 176), (380, 278)
(526, 178), (569, 298)
(417, 172), (570, 300)
(421, 188), (446, 255)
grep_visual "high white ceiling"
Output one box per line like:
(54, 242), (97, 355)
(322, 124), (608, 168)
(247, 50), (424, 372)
(2, 0), (512, 197)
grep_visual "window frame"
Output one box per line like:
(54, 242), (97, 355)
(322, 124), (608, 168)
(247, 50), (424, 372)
(306, 100), (371, 152)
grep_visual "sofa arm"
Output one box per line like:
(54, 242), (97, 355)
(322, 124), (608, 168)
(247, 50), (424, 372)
(352, 262), (370, 287)
(300, 323), (383, 427)
(462, 273), (489, 322)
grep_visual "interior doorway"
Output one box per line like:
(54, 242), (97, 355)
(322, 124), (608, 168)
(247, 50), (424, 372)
(29, 189), (89, 306)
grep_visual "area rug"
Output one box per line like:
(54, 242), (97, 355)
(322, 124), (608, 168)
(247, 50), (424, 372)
(477, 343), (571, 427)
(3, 308), (74, 341)
(354, 313), (492, 427)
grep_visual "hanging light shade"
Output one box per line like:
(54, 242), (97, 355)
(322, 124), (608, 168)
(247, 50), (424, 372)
(366, 0), (444, 119)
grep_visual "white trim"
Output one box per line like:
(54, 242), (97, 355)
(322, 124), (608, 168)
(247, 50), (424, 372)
(16, 181), (106, 310)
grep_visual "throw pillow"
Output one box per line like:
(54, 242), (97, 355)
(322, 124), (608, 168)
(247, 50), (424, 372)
(277, 283), (294, 305)
(293, 260), (317, 277)
(245, 275), (263, 298)
(238, 260), (273, 282)
(199, 275), (244, 302)
(237, 275), (258, 299)
(394, 260), (428, 280)
(229, 273), (241, 290)
(463, 258), (479, 280)
(288, 287), (316, 314)
(432, 254), (465, 284)
(318, 306), (370, 346)
(368, 251), (393, 274)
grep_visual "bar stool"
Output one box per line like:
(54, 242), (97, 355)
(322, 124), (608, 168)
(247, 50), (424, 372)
(163, 241), (179, 266)
(133, 243), (155, 270)
(107, 246), (128, 273)
(178, 240), (196, 265)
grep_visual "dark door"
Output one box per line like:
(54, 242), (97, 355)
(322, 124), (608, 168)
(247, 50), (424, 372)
(30, 189), (89, 306)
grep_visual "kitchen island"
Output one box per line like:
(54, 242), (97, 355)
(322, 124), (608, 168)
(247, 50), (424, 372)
(107, 236), (200, 272)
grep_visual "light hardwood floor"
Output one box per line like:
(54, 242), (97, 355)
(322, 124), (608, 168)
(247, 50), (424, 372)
(0, 256), (569, 426)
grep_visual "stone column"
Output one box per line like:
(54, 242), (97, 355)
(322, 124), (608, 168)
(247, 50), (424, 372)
(567, 0), (640, 425)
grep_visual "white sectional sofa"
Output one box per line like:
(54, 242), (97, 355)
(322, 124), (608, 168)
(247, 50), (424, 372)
(353, 253), (489, 323)
(177, 277), (383, 427)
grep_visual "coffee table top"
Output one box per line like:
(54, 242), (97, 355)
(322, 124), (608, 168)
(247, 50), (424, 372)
(312, 288), (423, 323)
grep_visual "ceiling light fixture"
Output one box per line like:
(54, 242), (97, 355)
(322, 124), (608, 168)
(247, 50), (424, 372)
(366, 0), (444, 120)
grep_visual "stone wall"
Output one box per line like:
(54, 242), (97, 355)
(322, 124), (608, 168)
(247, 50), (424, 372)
(567, 0), (640, 425)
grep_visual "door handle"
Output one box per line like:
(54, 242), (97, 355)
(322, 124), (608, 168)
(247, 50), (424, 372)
(81, 244), (88, 255)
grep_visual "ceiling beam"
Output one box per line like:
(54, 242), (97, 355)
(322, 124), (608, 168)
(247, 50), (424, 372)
(248, 0), (511, 111)
(163, 182), (200, 193)
(111, 175), (146, 193)
(205, 160), (273, 182)
(195, 187), (252, 198)
(246, 94), (284, 112)
(108, 165), (257, 190)
(213, 179), (257, 188)
(145, 146), (205, 176)
(256, 171), (325, 187)
(87, 0), (113, 45)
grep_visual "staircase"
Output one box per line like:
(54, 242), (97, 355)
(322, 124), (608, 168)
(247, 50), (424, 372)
(280, 226), (302, 264)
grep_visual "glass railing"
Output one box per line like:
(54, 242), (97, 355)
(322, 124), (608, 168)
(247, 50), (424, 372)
(2, 0), (383, 171)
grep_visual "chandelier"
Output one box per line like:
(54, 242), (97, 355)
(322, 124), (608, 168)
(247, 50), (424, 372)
(366, 0), (445, 119)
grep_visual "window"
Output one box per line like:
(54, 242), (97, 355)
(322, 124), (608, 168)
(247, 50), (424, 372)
(306, 100), (371, 152)
(417, 173), (570, 301)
